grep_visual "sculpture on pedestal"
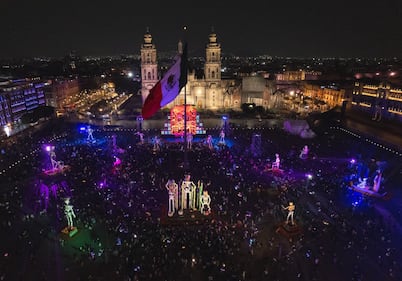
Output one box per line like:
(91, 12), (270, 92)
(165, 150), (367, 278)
(87, 126), (94, 142)
(282, 202), (295, 225)
(372, 170), (382, 192)
(200, 190), (211, 215)
(64, 197), (76, 230)
(153, 136), (161, 151)
(206, 135), (213, 149)
(166, 179), (178, 217)
(136, 131), (145, 144)
(299, 145), (309, 159)
(219, 130), (225, 144)
(186, 133), (193, 150)
(179, 174), (196, 215)
(272, 153), (281, 169)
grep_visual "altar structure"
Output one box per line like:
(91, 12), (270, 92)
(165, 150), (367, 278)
(166, 174), (210, 218)
(161, 105), (206, 136)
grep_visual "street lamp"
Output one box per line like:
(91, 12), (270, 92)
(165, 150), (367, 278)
(3, 124), (11, 137)
(305, 173), (313, 189)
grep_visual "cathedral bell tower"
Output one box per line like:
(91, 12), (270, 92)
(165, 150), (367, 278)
(140, 28), (158, 104)
(204, 28), (221, 81)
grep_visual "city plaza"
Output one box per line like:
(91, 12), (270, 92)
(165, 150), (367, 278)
(0, 116), (401, 281)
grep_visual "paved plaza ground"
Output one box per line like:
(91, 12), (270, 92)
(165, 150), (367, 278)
(0, 118), (401, 281)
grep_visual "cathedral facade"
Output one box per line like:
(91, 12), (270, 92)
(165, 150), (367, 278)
(140, 30), (241, 112)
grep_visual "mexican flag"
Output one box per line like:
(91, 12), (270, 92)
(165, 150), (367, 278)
(141, 44), (188, 119)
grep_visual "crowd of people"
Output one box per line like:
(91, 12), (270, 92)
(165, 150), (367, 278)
(0, 118), (401, 281)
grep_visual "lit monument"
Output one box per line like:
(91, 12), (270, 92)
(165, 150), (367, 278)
(166, 179), (178, 217)
(87, 125), (95, 142)
(200, 190), (211, 215)
(62, 197), (78, 237)
(178, 174), (196, 215)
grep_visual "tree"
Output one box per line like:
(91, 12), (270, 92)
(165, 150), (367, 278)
(20, 106), (55, 124)
(33, 106), (55, 119)
(241, 103), (256, 115)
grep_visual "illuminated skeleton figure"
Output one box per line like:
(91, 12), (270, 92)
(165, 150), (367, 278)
(186, 133), (193, 150)
(283, 202), (295, 225)
(357, 178), (367, 189)
(48, 147), (64, 171)
(153, 136), (161, 151)
(136, 131), (144, 144)
(372, 170), (382, 192)
(300, 145), (309, 159)
(272, 153), (280, 169)
(64, 197), (76, 229)
(180, 174), (196, 213)
(166, 179), (178, 217)
(87, 126), (94, 141)
(219, 130), (225, 144)
(206, 135), (213, 149)
(200, 190), (211, 215)
(50, 150), (60, 170)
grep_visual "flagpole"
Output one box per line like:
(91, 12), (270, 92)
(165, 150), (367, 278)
(182, 26), (189, 171)
(183, 81), (189, 170)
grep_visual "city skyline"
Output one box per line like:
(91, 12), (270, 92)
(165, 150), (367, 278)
(2, 0), (402, 59)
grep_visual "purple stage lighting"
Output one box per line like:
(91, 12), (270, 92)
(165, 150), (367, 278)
(306, 173), (313, 180)
(45, 145), (52, 152)
(350, 159), (356, 164)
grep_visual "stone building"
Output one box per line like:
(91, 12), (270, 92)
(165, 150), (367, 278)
(140, 29), (241, 112)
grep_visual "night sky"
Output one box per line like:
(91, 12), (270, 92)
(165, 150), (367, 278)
(2, 0), (402, 58)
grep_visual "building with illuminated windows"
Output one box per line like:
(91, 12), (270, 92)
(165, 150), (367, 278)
(0, 77), (46, 126)
(303, 82), (346, 109)
(44, 79), (80, 116)
(140, 29), (241, 112)
(352, 81), (402, 122)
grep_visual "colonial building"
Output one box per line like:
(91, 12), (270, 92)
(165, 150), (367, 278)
(140, 29), (241, 112)
(45, 78), (80, 116)
(352, 80), (402, 122)
(302, 82), (346, 109)
(140, 29), (159, 104)
(0, 77), (46, 126)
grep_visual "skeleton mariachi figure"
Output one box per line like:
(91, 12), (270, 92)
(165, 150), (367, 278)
(179, 174), (196, 215)
(206, 135), (213, 149)
(272, 153), (281, 169)
(87, 126), (94, 142)
(186, 133), (193, 150)
(283, 202), (295, 225)
(166, 179), (178, 217)
(372, 169), (382, 192)
(219, 130), (226, 144)
(200, 190), (211, 215)
(153, 136), (161, 151)
(299, 145), (309, 159)
(64, 197), (76, 230)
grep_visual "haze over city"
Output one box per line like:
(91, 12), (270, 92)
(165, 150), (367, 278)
(2, 0), (402, 58)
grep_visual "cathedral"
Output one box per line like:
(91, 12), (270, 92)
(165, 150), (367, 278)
(140, 29), (242, 112)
